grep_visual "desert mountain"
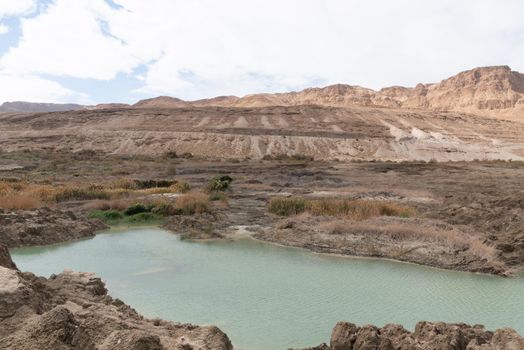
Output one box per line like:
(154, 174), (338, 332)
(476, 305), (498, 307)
(132, 66), (524, 121)
(2, 66), (522, 120)
(0, 101), (85, 113)
(133, 96), (190, 108)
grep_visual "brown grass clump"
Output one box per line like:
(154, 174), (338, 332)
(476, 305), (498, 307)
(468, 239), (497, 261)
(52, 185), (111, 202)
(174, 192), (209, 215)
(268, 197), (415, 220)
(321, 220), (497, 261)
(171, 181), (190, 193)
(0, 194), (42, 210)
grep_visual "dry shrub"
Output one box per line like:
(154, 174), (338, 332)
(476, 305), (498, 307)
(268, 197), (415, 220)
(321, 220), (496, 260)
(0, 181), (13, 195)
(307, 199), (414, 220)
(52, 185), (111, 202)
(109, 178), (137, 190)
(171, 181), (190, 193)
(468, 239), (497, 261)
(0, 194), (42, 210)
(174, 192), (209, 215)
(268, 197), (306, 216)
(23, 184), (57, 202)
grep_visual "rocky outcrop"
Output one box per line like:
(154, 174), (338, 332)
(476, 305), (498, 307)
(0, 248), (233, 350)
(0, 243), (16, 269)
(296, 321), (524, 350)
(0, 208), (107, 247)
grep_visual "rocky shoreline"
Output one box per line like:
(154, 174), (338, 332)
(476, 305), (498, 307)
(295, 321), (524, 350)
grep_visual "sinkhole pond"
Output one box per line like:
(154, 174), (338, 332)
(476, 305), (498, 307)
(11, 227), (524, 350)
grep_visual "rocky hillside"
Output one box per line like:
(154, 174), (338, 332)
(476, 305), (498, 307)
(1, 105), (523, 162)
(0, 244), (232, 350)
(133, 66), (524, 121)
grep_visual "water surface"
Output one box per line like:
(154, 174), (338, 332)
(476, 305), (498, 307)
(11, 228), (524, 350)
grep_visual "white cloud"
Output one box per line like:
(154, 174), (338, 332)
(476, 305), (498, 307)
(0, 0), (523, 102)
(0, 73), (88, 103)
(0, 0), (137, 80)
(0, 0), (36, 35)
(0, 0), (36, 17)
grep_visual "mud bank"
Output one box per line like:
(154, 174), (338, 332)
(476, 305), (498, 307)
(254, 216), (509, 276)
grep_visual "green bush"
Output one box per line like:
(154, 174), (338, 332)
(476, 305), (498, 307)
(88, 210), (124, 221)
(206, 175), (233, 192)
(151, 203), (176, 216)
(124, 203), (150, 216)
(209, 192), (227, 201)
(124, 212), (160, 223)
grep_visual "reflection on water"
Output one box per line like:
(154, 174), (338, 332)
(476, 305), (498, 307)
(11, 228), (524, 350)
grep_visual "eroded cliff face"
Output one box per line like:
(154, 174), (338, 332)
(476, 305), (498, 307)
(0, 244), (233, 350)
(297, 321), (524, 350)
(137, 66), (524, 121)
(1, 104), (523, 162)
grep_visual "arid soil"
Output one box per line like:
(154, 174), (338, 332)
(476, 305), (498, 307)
(295, 321), (524, 350)
(0, 244), (232, 350)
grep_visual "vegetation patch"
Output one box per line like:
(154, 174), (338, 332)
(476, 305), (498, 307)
(0, 193), (42, 210)
(262, 154), (314, 162)
(206, 175), (233, 193)
(209, 192), (227, 201)
(174, 192), (209, 215)
(268, 197), (415, 220)
(52, 185), (111, 202)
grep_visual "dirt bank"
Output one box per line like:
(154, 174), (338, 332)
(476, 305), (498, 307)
(254, 215), (507, 275)
(0, 208), (107, 248)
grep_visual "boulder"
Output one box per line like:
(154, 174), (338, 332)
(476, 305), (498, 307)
(331, 322), (359, 350)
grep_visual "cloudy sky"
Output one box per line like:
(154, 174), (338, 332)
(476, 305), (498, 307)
(0, 0), (523, 104)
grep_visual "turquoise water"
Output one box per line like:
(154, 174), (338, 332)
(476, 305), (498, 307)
(11, 228), (524, 350)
